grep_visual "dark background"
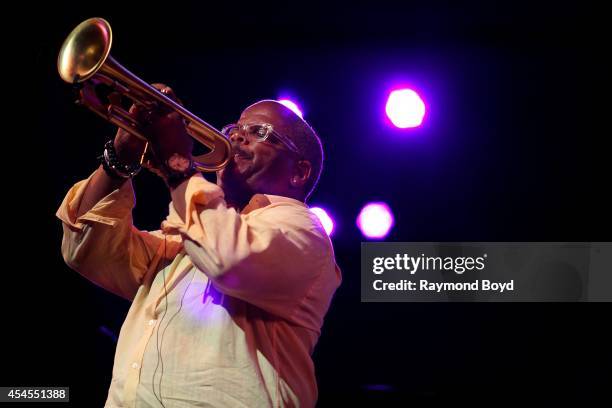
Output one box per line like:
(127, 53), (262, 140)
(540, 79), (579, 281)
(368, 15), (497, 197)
(6, 0), (610, 406)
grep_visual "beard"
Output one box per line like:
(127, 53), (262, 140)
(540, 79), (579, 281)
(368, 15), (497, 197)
(217, 149), (256, 208)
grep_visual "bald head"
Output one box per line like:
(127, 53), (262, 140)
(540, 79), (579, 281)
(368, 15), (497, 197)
(240, 100), (324, 200)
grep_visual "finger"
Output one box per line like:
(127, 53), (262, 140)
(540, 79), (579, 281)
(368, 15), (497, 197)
(151, 82), (183, 106)
(151, 83), (168, 91)
(151, 83), (174, 99)
(127, 103), (155, 125)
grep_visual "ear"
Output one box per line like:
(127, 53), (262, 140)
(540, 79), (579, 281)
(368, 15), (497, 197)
(290, 159), (312, 188)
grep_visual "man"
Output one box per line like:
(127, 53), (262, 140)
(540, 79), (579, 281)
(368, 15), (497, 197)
(56, 85), (341, 407)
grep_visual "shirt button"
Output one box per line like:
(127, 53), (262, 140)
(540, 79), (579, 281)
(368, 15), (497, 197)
(132, 362), (139, 369)
(148, 319), (156, 326)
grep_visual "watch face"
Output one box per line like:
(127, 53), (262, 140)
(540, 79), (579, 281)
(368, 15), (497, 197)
(167, 153), (191, 172)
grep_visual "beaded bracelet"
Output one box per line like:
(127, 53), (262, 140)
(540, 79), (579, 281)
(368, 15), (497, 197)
(100, 139), (142, 179)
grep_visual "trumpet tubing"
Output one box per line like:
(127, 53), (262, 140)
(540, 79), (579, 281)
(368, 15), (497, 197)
(58, 17), (231, 172)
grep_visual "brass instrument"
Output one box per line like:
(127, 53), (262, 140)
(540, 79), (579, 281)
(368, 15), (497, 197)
(57, 17), (231, 172)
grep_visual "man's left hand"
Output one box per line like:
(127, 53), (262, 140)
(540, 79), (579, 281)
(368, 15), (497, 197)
(141, 83), (194, 183)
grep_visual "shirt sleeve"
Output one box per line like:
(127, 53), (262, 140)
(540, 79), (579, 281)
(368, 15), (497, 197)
(164, 174), (338, 320)
(56, 172), (180, 300)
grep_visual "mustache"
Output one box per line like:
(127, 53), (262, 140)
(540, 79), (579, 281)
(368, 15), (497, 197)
(231, 145), (253, 159)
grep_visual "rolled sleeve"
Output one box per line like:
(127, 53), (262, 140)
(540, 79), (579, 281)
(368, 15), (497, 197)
(56, 172), (176, 300)
(56, 174), (134, 230)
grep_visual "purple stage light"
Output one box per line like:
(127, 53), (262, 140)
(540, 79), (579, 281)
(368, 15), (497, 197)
(385, 88), (426, 128)
(278, 99), (304, 118)
(310, 207), (334, 236)
(357, 202), (394, 239)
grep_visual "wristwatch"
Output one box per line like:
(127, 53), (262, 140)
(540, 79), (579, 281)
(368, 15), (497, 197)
(165, 153), (197, 188)
(167, 153), (192, 173)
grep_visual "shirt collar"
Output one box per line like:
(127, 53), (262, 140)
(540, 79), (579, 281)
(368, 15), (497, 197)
(241, 193), (307, 215)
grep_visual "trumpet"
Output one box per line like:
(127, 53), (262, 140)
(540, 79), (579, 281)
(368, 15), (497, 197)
(57, 17), (231, 172)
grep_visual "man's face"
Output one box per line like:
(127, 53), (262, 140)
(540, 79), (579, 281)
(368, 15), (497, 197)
(217, 102), (298, 198)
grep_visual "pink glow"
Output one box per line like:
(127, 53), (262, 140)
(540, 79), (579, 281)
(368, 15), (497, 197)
(385, 88), (426, 128)
(357, 202), (394, 239)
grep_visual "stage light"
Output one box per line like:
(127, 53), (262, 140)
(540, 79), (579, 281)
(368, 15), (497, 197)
(357, 202), (394, 239)
(278, 99), (304, 118)
(385, 88), (426, 128)
(310, 207), (335, 236)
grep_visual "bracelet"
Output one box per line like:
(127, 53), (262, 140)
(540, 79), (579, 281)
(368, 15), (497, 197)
(100, 139), (142, 179)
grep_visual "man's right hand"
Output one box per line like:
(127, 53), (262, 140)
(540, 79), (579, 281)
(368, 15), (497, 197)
(113, 105), (149, 166)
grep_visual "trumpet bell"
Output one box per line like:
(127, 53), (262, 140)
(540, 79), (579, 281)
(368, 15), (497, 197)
(58, 18), (113, 84)
(57, 17), (232, 173)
